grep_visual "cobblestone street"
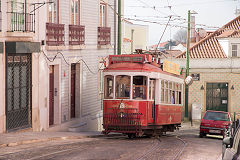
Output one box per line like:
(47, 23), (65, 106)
(0, 125), (222, 160)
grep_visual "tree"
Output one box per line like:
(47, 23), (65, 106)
(173, 29), (187, 44)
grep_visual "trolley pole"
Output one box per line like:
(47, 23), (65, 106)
(117, 0), (122, 55)
(185, 10), (191, 118)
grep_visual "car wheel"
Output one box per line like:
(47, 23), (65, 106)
(199, 132), (205, 138)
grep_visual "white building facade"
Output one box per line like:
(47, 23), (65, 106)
(0, 0), (118, 133)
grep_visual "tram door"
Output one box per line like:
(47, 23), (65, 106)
(49, 66), (54, 126)
(71, 64), (76, 118)
(148, 79), (156, 124)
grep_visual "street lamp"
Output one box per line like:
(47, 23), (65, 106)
(185, 10), (197, 119)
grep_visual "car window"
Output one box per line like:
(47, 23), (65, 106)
(204, 112), (229, 121)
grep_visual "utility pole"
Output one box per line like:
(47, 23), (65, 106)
(185, 10), (191, 118)
(131, 29), (134, 54)
(117, 0), (121, 55)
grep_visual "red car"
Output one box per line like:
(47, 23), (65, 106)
(200, 110), (231, 138)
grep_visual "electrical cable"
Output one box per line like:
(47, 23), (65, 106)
(42, 50), (107, 75)
(154, 16), (172, 55)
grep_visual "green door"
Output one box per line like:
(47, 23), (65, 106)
(206, 83), (228, 112)
(6, 54), (32, 131)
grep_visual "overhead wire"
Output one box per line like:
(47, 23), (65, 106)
(41, 50), (101, 75)
(101, 0), (220, 30)
(154, 16), (172, 55)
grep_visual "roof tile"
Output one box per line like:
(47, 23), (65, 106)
(176, 16), (240, 58)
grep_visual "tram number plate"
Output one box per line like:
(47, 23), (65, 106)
(209, 130), (221, 134)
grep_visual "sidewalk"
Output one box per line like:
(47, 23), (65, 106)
(0, 121), (199, 148)
(180, 120), (200, 130)
(0, 130), (118, 148)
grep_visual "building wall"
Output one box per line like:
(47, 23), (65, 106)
(167, 58), (240, 119)
(0, 0), (45, 133)
(0, 0), (118, 133)
(40, 0), (117, 131)
(123, 23), (148, 54)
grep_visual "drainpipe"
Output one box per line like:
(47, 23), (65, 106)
(114, 0), (117, 55)
(25, 0), (27, 31)
(117, 0), (121, 55)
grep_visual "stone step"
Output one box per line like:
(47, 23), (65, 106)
(68, 122), (87, 132)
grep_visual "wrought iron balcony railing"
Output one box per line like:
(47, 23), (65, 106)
(7, 12), (35, 32)
(98, 27), (111, 45)
(69, 25), (85, 45)
(46, 23), (65, 46)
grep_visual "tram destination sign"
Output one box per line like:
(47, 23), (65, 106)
(163, 60), (180, 75)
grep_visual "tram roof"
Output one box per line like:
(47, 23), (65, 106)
(104, 62), (182, 78)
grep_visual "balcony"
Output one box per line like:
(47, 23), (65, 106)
(98, 27), (110, 45)
(69, 25), (85, 45)
(46, 23), (65, 46)
(7, 12), (35, 32)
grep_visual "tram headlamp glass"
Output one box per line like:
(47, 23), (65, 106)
(119, 102), (125, 109)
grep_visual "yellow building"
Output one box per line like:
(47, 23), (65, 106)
(123, 20), (149, 54)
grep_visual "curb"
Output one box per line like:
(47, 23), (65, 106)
(0, 133), (122, 148)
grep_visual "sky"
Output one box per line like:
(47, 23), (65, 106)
(124, 0), (240, 46)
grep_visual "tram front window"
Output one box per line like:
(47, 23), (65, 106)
(116, 75), (130, 99)
(104, 75), (114, 99)
(133, 76), (147, 100)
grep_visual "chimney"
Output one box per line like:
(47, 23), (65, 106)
(190, 15), (196, 43)
(235, 8), (240, 17)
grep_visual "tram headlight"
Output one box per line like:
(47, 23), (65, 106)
(119, 102), (125, 109)
(120, 112), (124, 118)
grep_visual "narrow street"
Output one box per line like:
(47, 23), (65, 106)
(0, 127), (222, 160)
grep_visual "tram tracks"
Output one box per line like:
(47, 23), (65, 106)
(173, 136), (187, 160)
(136, 135), (187, 160)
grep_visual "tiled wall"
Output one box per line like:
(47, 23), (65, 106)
(188, 72), (240, 117)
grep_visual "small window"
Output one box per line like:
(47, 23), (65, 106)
(161, 80), (164, 103)
(99, 3), (107, 27)
(232, 44), (238, 57)
(164, 81), (169, 103)
(178, 84), (183, 104)
(171, 91), (175, 104)
(148, 79), (155, 100)
(71, 0), (80, 25)
(115, 75), (130, 99)
(133, 76), (147, 100)
(104, 75), (113, 99)
(48, 0), (58, 23)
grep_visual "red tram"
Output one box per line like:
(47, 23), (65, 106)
(102, 54), (184, 137)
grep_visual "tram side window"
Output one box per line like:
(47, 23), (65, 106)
(169, 82), (172, 104)
(104, 75), (114, 99)
(178, 84), (183, 104)
(148, 79), (155, 100)
(116, 75), (130, 99)
(164, 81), (169, 104)
(133, 76), (147, 100)
(161, 80), (164, 103)
(175, 83), (179, 104)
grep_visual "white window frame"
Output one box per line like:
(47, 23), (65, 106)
(99, 3), (107, 27)
(48, 0), (58, 23)
(232, 44), (240, 57)
(71, 0), (80, 25)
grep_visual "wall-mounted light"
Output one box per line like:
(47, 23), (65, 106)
(200, 85), (204, 90)
(231, 85), (234, 90)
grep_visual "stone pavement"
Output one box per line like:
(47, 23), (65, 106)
(0, 121), (200, 148)
(0, 130), (118, 148)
